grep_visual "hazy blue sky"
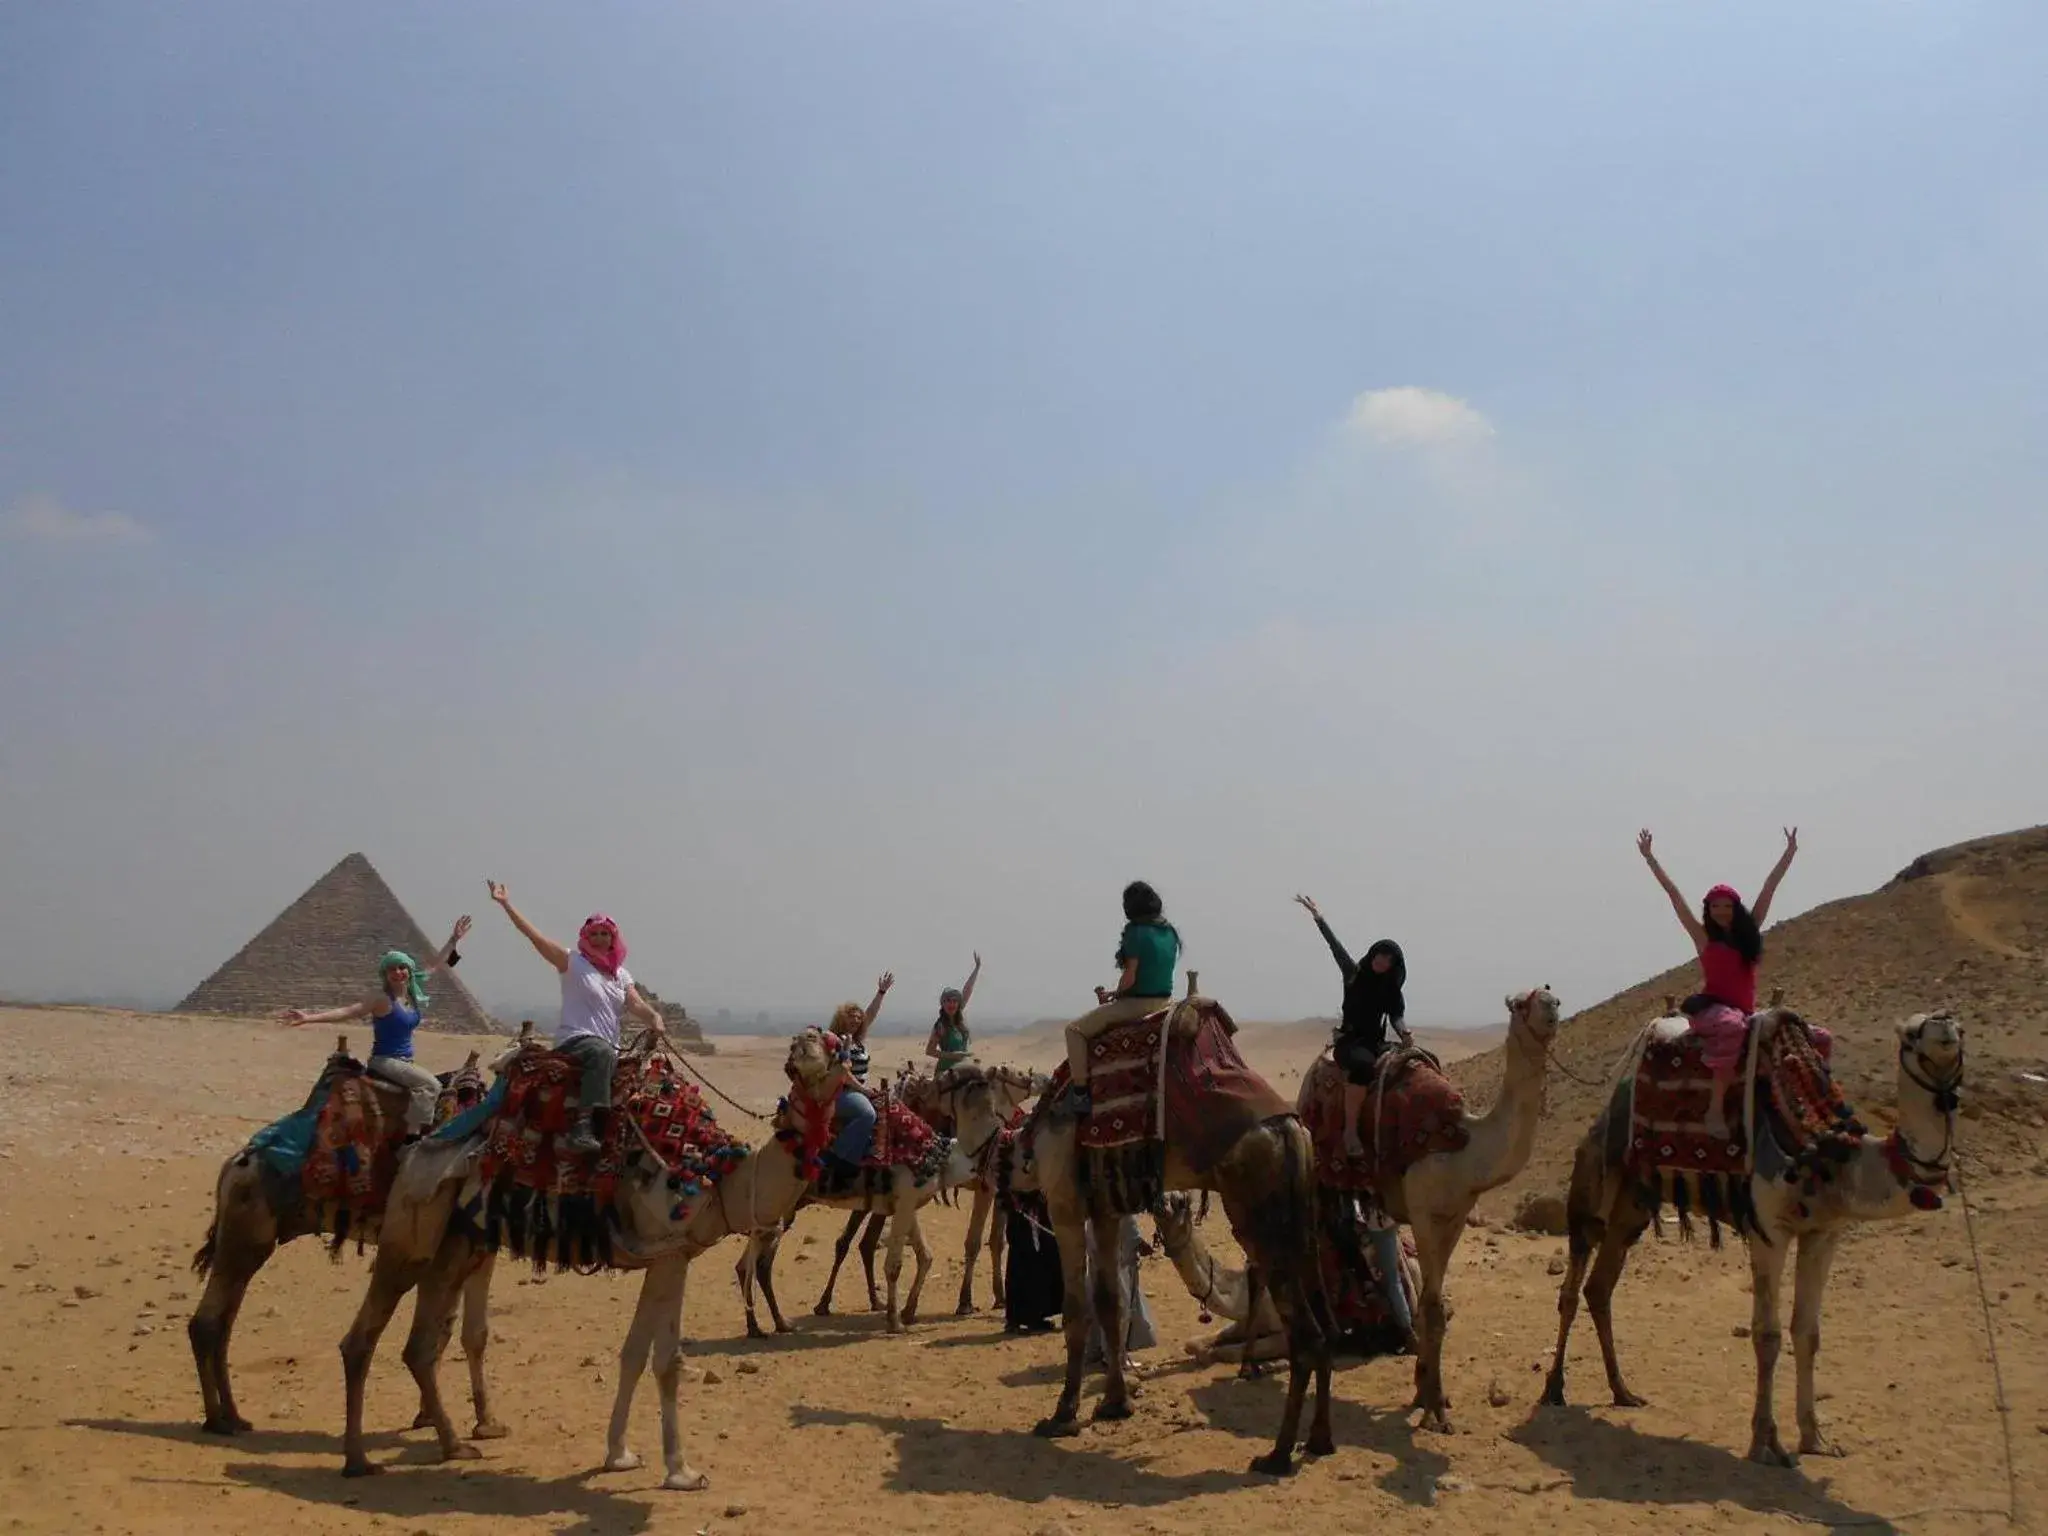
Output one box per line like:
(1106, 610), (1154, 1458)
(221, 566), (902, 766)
(3, 3), (2042, 1029)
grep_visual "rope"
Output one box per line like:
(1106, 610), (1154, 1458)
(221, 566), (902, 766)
(1951, 1156), (2019, 1527)
(671, 1051), (769, 1122)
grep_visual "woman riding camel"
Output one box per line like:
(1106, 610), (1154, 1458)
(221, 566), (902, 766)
(1293, 895), (1414, 1160)
(1636, 827), (1800, 1132)
(1063, 882), (1180, 1110)
(1292, 894), (1419, 1351)
(821, 973), (893, 1172)
(280, 914), (472, 1134)
(924, 953), (983, 1072)
(486, 880), (663, 1155)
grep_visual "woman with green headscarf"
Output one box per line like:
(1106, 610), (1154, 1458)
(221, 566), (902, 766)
(282, 913), (472, 1134)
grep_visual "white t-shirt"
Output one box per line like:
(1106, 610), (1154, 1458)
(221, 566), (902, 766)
(557, 952), (634, 1049)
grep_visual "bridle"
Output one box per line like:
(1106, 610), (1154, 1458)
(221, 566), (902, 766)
(1889, 1028), (1965, 1189)
(935, 1067), (1035, 1181)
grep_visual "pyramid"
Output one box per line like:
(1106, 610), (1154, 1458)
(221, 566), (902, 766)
(176, 852), (500, 1034)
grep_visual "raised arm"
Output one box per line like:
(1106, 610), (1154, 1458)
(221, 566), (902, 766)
(1752, 827), (1799, 927)
(859, 972), (894, 1036)
(487, 881), (570, 972)
(958, 953), (982, 1010)
(1636, 830), (1707, 950)
(280, 996), (379, 1028)
(416, 913), (474, 977)
(1294, 895), (1357, 984)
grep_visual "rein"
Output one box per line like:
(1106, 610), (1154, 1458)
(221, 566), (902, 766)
(1886, 1038), (1964, 1190)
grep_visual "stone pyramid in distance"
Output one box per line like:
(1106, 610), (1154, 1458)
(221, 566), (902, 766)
(176, 852), (499, 1034)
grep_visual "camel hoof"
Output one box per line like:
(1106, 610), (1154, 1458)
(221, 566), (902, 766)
(886, 1318), (905, 1335)
(439, 1441), (483, 1463)
(1091, 1399), (1133, 1423)
(1538, 1377), (1566, 1408)
(341, 1459), (384, 1479)
(469, 1420), (510, 1441)
(1613, 1390), (1648, 1409)
(745, 1322), (767, 1340)
(604, 1450), (645, 1473)
(1306, 1430), (1336, 1458)
(1250, 1451), (1296, 1477)
(1746, 1439), (1796, 1469)
(410, 1409), (436, 1431)
(1799, 1434), (1845, 1459)
(954, 1300), (976, 1317)
(200, 1418), (244, 1437)
(811, 1302), (833, 1318)
(661, 1467), (711, 1491)
(774, 1320), (794, 1335)
(1033, 1416), (1081, 1439)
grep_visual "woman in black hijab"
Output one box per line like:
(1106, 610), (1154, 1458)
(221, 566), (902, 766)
(1295, 895), (1414, 1160)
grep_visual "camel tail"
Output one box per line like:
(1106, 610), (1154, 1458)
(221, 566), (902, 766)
(1248, 1117), (1321, 1285)
(192, 1222), (218, 1280)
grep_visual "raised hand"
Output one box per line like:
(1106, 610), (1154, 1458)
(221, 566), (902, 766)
(1636, 829), (1655, 861)
(452, 914), (474, 942)
(877, 971), (894, 993)
(279, 1008), (309, 1027)
(1294, 894), (1321, 919)
(1783, 827), (1799, 856)
(487, 880), (510, 907)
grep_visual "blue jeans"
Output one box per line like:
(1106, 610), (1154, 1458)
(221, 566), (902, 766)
(829, 1088), (877, 1163)
(1367, 1227), (1413, 1332)
(555, 1034), (617, 1111)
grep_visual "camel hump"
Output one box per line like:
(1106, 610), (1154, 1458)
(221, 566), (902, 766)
(1161, 994), (1235, 1040)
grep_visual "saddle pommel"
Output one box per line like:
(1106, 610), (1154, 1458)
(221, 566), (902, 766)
(335, 1033), (348, 1056)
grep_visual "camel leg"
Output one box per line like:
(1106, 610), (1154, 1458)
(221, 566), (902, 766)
(651, 1258), (710, 1491)
(736, 1235), (763, 1338)
(1745, 1232), (1794, 1466)
(859, 1211), (885, 1311)
(900, 1208), (934, 1326)
(881, 1192), (910, 1332)
(989, 1188), (1008, 1310)
(1237, 1264), (1268, 1381)
(1585, 1227), (1649, 1407)
(956, 1185), (994, 1314)
(1251, 1272), (1316, 1477)
(190, 1240), (270, 1435)
(1540, 1234), (1590, 1408)
(1032, 1212), (1096, 1438)
(1408, 1211), (1462, 1433)
(814, 1210), (864, 1316)
(1791, 1229), (1846, 1458)
(461, 1255), (508, 1438)
(398, 1246), (483, 1466)
(1089, 1213), (1134, 1423)
(753, 1229), (793, 1335)
(339, 1247), (426, 1477)
(604, 1259), (681, 1474)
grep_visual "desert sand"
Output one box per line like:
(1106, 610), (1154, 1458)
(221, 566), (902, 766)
(2, 963), (2041, 1535)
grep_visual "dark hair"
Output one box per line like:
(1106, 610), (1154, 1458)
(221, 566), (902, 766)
(1702, 896), (1763, 965)
(1122, 881), (1164, 922)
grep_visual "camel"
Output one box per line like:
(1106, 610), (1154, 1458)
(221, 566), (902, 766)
(1025, 992), (1336, 1477)
(335, 1029), (839, 1487)
(1542, 1010), (1965, 1466)
(188, 1041), (501, 1441)
(1318, 987), (1562, 1431)
(735, 1063), (1043, 1334)
(1150, 1192), (1426, 1367)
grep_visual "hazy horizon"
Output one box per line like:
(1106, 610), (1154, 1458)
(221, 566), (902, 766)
(3, 5), (2043, 1028)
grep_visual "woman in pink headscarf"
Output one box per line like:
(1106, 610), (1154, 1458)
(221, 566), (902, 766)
(488, 880), (663, 1154)
(1636, 828), (1800, 1131)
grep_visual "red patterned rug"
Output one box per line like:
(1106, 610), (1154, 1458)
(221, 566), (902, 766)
(303, 1066), (399, 1216)
(1626, 1015), (1863, 1182)
(860, 1091), (945, 1175)
(1298, 1050), (1470, 1194)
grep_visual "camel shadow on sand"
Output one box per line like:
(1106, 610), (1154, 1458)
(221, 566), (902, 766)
(70, 1419), (657, 1536)
(1182, 1372), (1452, 1506)
(790, 1404), (1244, 1505)
(1513, 1405), (1902, 1532)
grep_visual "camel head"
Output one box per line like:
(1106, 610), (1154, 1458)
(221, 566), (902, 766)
(1896, 1011), (1965, 1111)
(933, 1062), (1043, 1135)
(1152, 1193), (1198, 1257)
(1505, 986), (1563, 1049)
(784, 1028), (840, 1100)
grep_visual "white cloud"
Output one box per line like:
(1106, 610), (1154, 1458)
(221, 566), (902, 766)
(1343, 386), (1495, 449)
(1, 493), (154, 547)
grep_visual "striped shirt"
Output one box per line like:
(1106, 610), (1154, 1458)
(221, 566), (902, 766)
(845, 1037), (870, 1084)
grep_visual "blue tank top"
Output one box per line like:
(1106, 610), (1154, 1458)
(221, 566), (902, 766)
(372, 998), (422, 1061)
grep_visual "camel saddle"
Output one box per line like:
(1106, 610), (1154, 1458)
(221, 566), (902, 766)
(1062, 997), (1291, 1173)
(1621, 1011), (1862, 1186)
(1298, 1047), (1470, 1193)
(476, 1047), (745, 1205)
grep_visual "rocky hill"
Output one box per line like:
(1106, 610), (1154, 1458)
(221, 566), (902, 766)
(1454, 824), (2048, 1210)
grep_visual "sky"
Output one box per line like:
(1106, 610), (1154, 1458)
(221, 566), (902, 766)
(2, 2), (2044, 1029)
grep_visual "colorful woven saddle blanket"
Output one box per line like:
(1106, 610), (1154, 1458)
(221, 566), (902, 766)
(1065, 999), (1292, 1174)
(891, 1070), (953, 1135)
(1626, 1012), (1862, 1181)
(1297, 1048), (1470, 1192)
(856, 1090), (947, 1174)
(476, 1048), (746, 1204)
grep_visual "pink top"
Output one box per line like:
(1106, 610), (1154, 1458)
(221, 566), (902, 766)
(1697, 940), (1757, 1014)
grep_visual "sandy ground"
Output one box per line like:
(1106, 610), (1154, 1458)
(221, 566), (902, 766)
(1, 1005), (2041, 1535)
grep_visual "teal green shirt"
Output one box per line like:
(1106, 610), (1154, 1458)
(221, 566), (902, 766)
(1117, 920), (1180, 999)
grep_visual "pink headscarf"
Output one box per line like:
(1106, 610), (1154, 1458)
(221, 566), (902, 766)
(578, 914), (627, 976)
(1703, 884), (1742, 907)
